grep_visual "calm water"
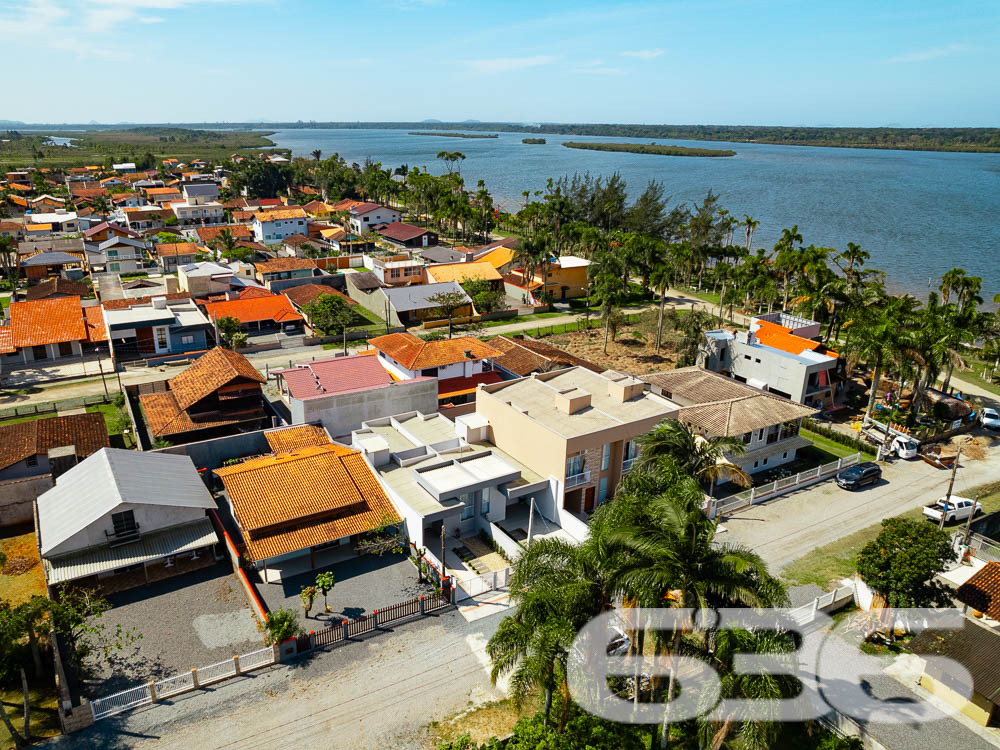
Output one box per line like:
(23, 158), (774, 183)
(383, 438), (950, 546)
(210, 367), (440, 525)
(269, 128), (1000, 298)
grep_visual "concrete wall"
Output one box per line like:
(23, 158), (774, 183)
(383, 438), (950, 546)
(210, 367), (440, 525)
(46, 504), (208, 557)
(0, 457), (51, 481)
(267, 274), (346, 295)
(475, 388), (569, 483)
(155, 429), (273, 471)
(0, 474), (53, 526)
(919, 674), (994, 726)
(295, 379), (439, 438)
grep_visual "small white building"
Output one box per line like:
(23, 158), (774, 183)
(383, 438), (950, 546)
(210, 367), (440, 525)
(348, 203), (400, 235)
(112, 162), (137, 173)
(252, 207), (308, 244)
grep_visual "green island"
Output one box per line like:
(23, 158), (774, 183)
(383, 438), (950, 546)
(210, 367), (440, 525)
(562, 140), (736, 157)
(521, 137), (546, 144)
(0, 127), (281, 168)
(407, 131), (498, 139)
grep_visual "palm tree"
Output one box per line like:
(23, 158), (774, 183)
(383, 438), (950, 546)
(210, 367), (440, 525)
(310, 149), (322, 161)
(636, 418), (751, 493)
(772, 225), (803, 310)
(589, 245), (630, 353)
(742, 214), (760, 250)
(513, 233), (549, 303)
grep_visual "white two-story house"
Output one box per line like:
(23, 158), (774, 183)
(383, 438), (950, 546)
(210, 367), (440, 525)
(252, 207), (308, 244)
(348, 203), (400, 235)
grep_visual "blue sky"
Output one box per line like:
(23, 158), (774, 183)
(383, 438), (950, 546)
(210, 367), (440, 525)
(4, 0), (998, 125)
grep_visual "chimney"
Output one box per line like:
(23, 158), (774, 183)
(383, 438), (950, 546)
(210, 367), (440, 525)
(554, 388), (591, 415)
(47, 445), (77, 481)
(607, 375), (645, 403)
(464, 349), (474, 359)
(465, 252), (474, 263)
(165, 276), (179, 293)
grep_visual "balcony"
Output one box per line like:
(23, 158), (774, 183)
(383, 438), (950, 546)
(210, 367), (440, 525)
(105, 523), (141, 547)
(622, 457), (637, 473)
(565, 470), (591, 489)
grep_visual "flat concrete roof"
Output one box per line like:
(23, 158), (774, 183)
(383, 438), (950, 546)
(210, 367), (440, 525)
(395, 413), (458, 445)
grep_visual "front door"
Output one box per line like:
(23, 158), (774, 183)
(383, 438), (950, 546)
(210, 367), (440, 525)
(584, 486), (596, 513)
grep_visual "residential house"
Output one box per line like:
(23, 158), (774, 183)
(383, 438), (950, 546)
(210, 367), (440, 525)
(416, 246), (472, 265)
(476, 368), (679, 514)
(24, 278), (91, 302)
(201, 293), (304, 336)
(472, 238), (519, 274)
(112, 162), (137, 172)
(282, 283), (357, 323)
(120, 206), (173, 232)
(177, 261), (236, 298)
(154, 242), (202, 271)
(215, 432), (402, 582)
(83, 221), (142, 243)
(302, 200), (335, 220)
(278, 233), (323, 258)
(348, 203), (400, 234)
(641, 367), (816, 476)
(347, 280), (471, 328)
(29, 195), (66, 213)
(253, 257), (318, 285)
(170, 183), (224, 226)
(109, 192), (144, 209)
(508, 255), (591, 300)
(252, 207), (308, 244)
(27, 210), (78, 233)
(138, 346), (269, 443)
(425, 261), (503, 292)
(102, 294), (212, 362)
(86, 235), (147, 273)
(368, 332), (503, 405)
(274, 352), (438, 435)
(67, 182), (108, 203)
(0, 221), (25, 242)
(20, 251), (87, 282)
(697, 312), (840, 407)
(196, 224), (253, 245)
(377, 222), (438, 249)
(490, 335), (603, 379)
(0, 413), (108, 481)
(371, 255), (425, 286)
(144, 187), (184, 205)
(37, 448), (218, 594)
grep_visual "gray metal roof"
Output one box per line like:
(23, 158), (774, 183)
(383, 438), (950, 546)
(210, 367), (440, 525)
(183, 183), (219, 199)
(37, 448), (215, 556)
(417, 247), (466, 264)
(383, 281), (471, 313)
(20, 251), (84, 267)
(43, 517), (217, 585)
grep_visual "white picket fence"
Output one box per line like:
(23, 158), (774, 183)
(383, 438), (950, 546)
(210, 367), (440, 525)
(91, 646), (275, 721)
(456, 567), (511, 601)
(787, 584), (856, 627)
(708, 453), (862, 519)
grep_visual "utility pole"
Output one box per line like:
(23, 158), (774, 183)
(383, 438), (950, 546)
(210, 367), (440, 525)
(940, 445), (963, 531)
(962, 491), (980, 547)
(440, 523), (447, 595)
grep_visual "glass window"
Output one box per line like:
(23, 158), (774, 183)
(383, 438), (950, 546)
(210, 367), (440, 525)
(566, 454), (584, 477)
(598, 477), (608, 504)
(181, 335), (194, 345)
(601, 443), (610, 471)
(461, 505), (475, 521)
(480, 494), (490, 516)
(111, 509), (137, 535)
(155, 327), (168, 349)
(25, 455), (38, 467)
(623, 440), (637, 461)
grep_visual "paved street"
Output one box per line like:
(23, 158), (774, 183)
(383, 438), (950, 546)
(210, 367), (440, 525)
(54, 607), (505, 750)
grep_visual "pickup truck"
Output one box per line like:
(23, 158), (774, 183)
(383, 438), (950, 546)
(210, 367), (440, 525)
(922, 496), (982, 524)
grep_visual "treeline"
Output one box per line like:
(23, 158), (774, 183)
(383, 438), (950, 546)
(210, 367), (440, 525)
(408, 131), (498, 139)
(562, 141), (735, 157)
(522, 138), (546, 144)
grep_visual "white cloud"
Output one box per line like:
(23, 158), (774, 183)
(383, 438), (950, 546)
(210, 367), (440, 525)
(467, 55), (558, 74)
(887, 43), (969, 64)
(138, 15), (165, 22)
(622, 48), (664, 60)
(573, 60), (625, 75)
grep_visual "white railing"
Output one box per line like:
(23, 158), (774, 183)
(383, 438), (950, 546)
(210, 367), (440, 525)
(195, 657), (237, 686)
(154, 671), (194, 699)
(622, 457), (637, 473)
(788, 584), (855, 627)
(565, 470), (591, 489)
(456, 567), (511, 601)
(238, 647), (274, 671)
(91, 684), (152, 720)
(707, 453), (862, 519)
(964, 533), (1000, 563)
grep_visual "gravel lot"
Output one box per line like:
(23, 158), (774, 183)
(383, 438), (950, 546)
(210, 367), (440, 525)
(85, 563), (264, 696)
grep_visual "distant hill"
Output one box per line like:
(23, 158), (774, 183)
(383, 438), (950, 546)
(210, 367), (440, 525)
(0, 120), (25, 127)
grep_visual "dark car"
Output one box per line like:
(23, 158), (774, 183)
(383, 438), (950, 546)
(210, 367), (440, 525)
(836, 462), (882, 490)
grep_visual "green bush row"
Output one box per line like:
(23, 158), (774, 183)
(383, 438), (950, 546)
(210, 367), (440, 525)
(802, 418), (877, 456)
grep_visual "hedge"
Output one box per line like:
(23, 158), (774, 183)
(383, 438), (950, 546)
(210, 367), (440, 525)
(802, 418), (877, 457)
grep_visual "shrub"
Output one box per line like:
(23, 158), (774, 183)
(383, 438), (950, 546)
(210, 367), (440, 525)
(262, 608), (301, 644)
(802, 418), (877, 457)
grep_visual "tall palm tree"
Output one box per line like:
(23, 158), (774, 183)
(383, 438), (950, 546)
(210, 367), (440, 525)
(636, 419), (751, 492)
(310, 149), (322, 161)
(742, 215), (760, 251)
(589, 245), (630, 353)
(772, 225), (803, 310)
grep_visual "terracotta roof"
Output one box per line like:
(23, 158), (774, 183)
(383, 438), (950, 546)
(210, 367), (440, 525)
(346, 271), (384, 291)
(376, 222), (431, 243)
(0, 413), (108, 472)
(231, 210), (257, 222)
(144, 187), (182, 196)
(102, 292), (191, 311)
(68, 186), (108, 199)
(254, 207), (307, 222)
(215, 444), (401, 561)
(9, 297), (87, 348)
(491, 336), (603, 376)
(155, 242), (200, 258)
(0, 327), (14, 354)
(264, 425), (331, 453)
(238, 286), (274, 300)
(303, 200), (334, 213)
(956, 562), (1000, 621)
(369, 332), (501, 370)
(83, 305), (108, 343)
(329, 198), (364, 212)
(24, 278), (90, 301)
(168, 346), (265, 411)
(753, 320), (836, 358)
(83, 222), (140, 239)
(348, 202), (382, 215)
(254, 257), (316, 274)
(275, 354), (394, 401)
(283, 283), (356, 309)
(202, 295), (304, 326)
(139, 390), (263, 438)
(426, 261), (502, 284)
(196, 225), (252, 242)
(281, 233), (313, 247)
(438, 371), (503, 399)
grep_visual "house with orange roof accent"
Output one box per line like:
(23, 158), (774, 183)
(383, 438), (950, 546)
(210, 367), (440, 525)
(698, 312), (841, 407)
(1, 296), (94, 365)
(202, 293), (305, 337)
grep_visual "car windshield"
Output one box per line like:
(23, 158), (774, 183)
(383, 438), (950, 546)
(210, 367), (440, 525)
(842, 467), (863, 478)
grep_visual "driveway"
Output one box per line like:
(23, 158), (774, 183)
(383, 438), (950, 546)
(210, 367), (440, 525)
(85, 563), (264, 697)
(254, 552), (434, 631)
(720, 434), (1000, 573)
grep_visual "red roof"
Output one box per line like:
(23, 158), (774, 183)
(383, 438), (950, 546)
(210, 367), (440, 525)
(437, 371), (503, 399)
(83, 305), (108, 342)
(202, 295), (303, 325)
(9, 297), (87, 348)
(349, 202), (382, 216)
(377, 222), (430, 242)
(275, 354), (395, 400)
(239, 286), (274, 300)
(753, 320), (835, 358)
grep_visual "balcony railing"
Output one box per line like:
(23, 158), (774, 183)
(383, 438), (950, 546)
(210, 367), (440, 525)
(105, 523), (141, 547)
(622, 457), (637, 473)
(565, 470), (591, 489)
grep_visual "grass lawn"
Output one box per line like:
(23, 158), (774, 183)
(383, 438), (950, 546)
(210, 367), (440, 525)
(0, 527), (47, 606)
(0, 682), (61, 747)
(0, 294), (10, 310)
(782, 480), (1000, 588)
(675, 286), (722, 307)
(800, 427), (864, 459)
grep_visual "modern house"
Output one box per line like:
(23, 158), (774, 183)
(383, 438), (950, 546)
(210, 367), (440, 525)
(252, 207), (308, 244)
(0, 413), (109, 481)
(641, 367), (816, 476)
(37, 448), (218, 594)
(170, 183), (224, 226)
(201, 294), (305, 336)
(253, 257), (318, 285)
(697, 312), (840, 407)
(83, 222), (142, 244)
(476, 368), (678, 515)
(86, 236), (147, 274)
(215, 435), (402, 582)
(273, 353), (438, 436)
(27, 210), (79, 233)
(376, 222), (438, 249)
(370, 256), (425, 286)
(120, 206), (173, 232)
(178, 261), (237, 299)
(348, 203), (400, 234)
(138, 346), (269, 444)
(490, 335), (603, 379)
(368, 332), (503, 403)
(101, 294), (212, 362)
(508, 255), (591, 300)
(196, 224), (253, 245)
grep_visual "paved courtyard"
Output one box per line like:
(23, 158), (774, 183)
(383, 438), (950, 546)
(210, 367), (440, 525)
(255, 552), (433, 630)
(84, 562), (264, 697)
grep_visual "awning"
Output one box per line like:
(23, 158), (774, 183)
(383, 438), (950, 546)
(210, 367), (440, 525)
(437, 371), (503, 399)
(43, 517), (218, 585)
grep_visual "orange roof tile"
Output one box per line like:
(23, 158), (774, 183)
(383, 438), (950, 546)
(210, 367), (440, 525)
(0, 327), (14, 354)
(83, 305), (108, 343)
(154, 242), (200, 258)
(202, 295), (304, 326)
(196, 225), (252, 242)
(215, 444), (400, 561)
(238, 286), (274, 300)
(0, 413), (108, 471)
(283, 283), (356, 309)
(264, 425), (330, 453)
(254, 207), (307, 222)
(168, 346), (265, 411)
(753, 320), (835, 358)
(956, 561), (1000, 621)
(254, 257), (317, 274)
(368, 332), (502, 370)
(9, 297), (87, 348)
(138, 390), (263, 438)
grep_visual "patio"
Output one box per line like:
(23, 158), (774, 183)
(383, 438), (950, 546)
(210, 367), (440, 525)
(254, 551), (433, 629)
(498, 503), (576, 545)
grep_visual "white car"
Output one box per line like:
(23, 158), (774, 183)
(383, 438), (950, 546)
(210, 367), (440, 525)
(922, 496), (982, 524)
(981, 408), (1000, 431)
(889, 435), (919, 459)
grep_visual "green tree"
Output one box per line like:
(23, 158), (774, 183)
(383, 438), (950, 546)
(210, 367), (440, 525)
(216, 316), (244, 349)
(229, 159), (293, 199)
(427, 290), (469, 339)
(315, 571), (335, 612)
(262, 608), (302, 645)
(461, 279), (506, 315)
(300, 586), (317, 618)
(49, 588), (141, 675)
(303, 292), (354, 342)
(636, 418), (751, 492)
(588, 242), (630, 354)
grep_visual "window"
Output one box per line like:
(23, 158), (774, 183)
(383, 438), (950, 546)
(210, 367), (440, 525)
(753, 461), (759, 469)
(744, 355), (751, 360)
(763, 457), (768, 465)
(601, 443), (610, 472)
(461, 505), (475, 521)
(107, 249), (118, 257)
(111, 509), (138, 536)
(58, 341), (73, 357)
(420, 367), (438, 377)
(624, 440), (638, 461)
(480, 495), (490, 516)
(742, 432), (752, 444)
(181, 335), (194, 345)
(109, 263), (120, 272)
(598, 477), (608, 504)
(155, 327), (168, 349)
(754, 358), (761, 364)
(782, 452), (788, 459)
(390, 268), (401, 279)
(566, 454), (584, 477)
